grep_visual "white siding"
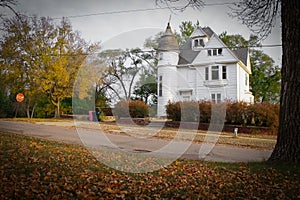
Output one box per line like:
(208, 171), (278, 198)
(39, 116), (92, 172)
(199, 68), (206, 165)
(192, 35), (239, 65)
(157, 51), (179, 117)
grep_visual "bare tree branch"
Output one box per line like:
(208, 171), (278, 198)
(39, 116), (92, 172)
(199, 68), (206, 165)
(230, 0), (281, 40)
(0, 0), (19, 18)
(155, 0), (204, 12)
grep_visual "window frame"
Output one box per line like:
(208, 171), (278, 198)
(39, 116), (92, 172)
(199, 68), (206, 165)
(211, 65), (219, 80)
(159, 75), (162, 97)
(222, 66), (227, 80)
(205, 67), (209, 80)
(245, 73), (248, 86)
(207, 48), (223, 56)
(211, 93), (222, 103)
(208, 49), (212, 56)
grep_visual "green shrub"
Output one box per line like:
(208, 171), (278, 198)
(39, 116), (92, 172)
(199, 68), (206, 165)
(113, 100), (149, 118)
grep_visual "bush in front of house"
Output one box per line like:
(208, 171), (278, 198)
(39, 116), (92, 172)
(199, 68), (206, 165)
(166, 101), (211, 122)
(226, 101), (248, 125)
(166, 101), (181, 121)
(247, 102), (279, 129)
(165, 100), (279, 129)
(198, 100), (212, 123)
(113, 100), (149, 119)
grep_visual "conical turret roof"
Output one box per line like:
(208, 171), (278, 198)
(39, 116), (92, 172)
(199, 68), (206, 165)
(158, 23), (179, 52)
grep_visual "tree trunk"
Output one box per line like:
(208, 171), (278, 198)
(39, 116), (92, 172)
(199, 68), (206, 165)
(31, 102), (37, 118)
(269, 0), (300, 162)
(14, 102), (19, 118)
(54, 100), (60, 118)
(52, 98), (61, 119)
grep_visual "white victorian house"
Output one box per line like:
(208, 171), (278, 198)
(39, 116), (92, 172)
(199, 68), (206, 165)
(157, 23), (254, 117)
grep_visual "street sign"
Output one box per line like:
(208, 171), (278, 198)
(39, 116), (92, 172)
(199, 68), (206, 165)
(16, 93), (25, 102)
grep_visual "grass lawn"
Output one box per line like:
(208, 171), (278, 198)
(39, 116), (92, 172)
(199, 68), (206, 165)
(0, 131), (299, 199)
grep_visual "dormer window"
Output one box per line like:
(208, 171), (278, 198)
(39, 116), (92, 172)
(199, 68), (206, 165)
(194, 38), (205, 47)
(193, 36), (207, 49)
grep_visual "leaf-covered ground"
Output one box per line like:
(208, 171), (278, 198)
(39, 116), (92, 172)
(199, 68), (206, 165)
(0, 131), (299, 199)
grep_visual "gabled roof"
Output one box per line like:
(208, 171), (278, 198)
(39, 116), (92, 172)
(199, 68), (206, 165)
(178, 39), (199, 64)
(178, 27), (215, 65)
(202, 27), (214, 38)
(232, 48), (248, 67)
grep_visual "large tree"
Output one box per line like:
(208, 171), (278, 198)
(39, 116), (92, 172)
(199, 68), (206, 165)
(38, 18), (93, 118)
(250, 50), (281, 103)
(159, 0), (299, 162)
(0, 15), (94, 118)
(232, 0), (299, 163)
(0, 16), (43, 118)
(97, 48), (155, 102)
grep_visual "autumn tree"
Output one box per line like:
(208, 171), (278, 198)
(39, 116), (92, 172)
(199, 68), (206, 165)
(38, 18), (93, 118)
(0, 16), (42, 118)
(0, 15), (94, 118)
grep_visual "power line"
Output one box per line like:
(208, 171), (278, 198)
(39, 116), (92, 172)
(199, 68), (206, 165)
(52, 2), (235, 20)
(37, 44), (282, 57)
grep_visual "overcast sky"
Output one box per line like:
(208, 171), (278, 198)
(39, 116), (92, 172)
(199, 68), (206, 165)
(5, 0), (282, 65)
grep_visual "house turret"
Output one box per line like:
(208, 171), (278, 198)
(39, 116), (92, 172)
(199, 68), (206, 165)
(157, 23), (179, 117)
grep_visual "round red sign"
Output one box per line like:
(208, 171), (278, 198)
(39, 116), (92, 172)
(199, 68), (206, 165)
(16, 93), (25, 102)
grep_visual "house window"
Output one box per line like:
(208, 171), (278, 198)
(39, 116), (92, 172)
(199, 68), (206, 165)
(211, 93), (221, 103)
(208, 48), (223, 56)
(159, 76), (162, 96)
(217, 93), (221, 103)
(211, 66), (219, 80)
(218, 48), (223, 55)
(194, 39), (205, 47)
(199, 39), (204, 47)
(208, 49), (211, 56)
(245, 74), (248, 86)
(213, 49), (217, 56)
(194, 40), (199, 47)
(180, 90), (192, 101)
(183, 96), (190, 101)
(205, 67), (209, 80)
(222, 66), (227, 79)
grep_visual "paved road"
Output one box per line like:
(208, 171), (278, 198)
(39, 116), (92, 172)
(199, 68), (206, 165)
(0, 120), (272, 162)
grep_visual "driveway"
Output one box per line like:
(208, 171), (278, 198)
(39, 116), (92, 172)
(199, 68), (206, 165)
(0, 119), (272, 162)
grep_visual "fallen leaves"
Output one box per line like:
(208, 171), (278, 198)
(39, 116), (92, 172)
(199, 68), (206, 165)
(0, 131), (299, 199)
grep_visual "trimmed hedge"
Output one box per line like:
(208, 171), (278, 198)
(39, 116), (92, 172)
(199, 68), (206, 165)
(113, 100), (149, 119)
(166, 101), (279, 130)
